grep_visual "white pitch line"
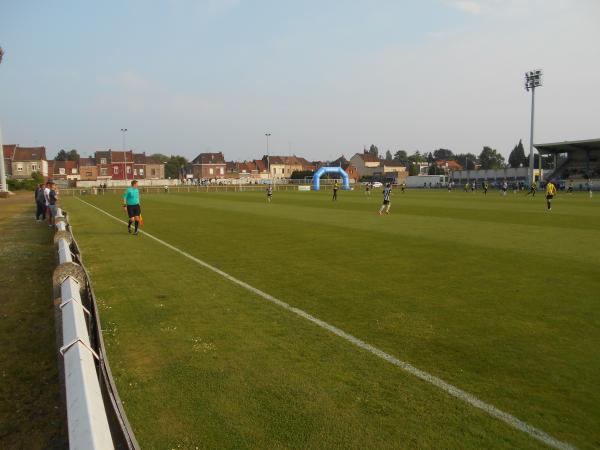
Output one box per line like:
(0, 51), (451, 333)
(76, 197), (576, 450)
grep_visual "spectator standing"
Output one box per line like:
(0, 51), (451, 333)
(47, 182), (59, 228)
(34, 184), (46, 221)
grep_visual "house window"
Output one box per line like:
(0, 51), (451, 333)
(127, 166), (131, 174)
(209, 168), (214, 175)
(100, 158), (107, 164)
(86, 171), (92, 177)
(59, 168), (65, 174)
(151, 169), (156, 176)
(140, 168), (144, 175)
(113, 166), (119, 174)
(72, 168), (77, 174)
(134, 169), (138, 175)
(17, 163), (23, 171)
(31, 163), (37, 171)
(101, 168), (108, 176)
(220, 167), (224, 175)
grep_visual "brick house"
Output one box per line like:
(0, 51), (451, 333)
(190, 152), (226, 179)
(95, 151), (112, 182)
(51, 160), (80, 181)
(133, 153), (146, 179)
(78, 157), (98, 181)
(11, 146), (49, 179)
(145, 157), (165, 179)
(330, 156), (359, 182)
(109, 150), (134, 180)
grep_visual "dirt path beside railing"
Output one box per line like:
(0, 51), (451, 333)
(0, 193), (67, 449)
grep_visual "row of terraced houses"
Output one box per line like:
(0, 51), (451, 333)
(3, 145), (409, 184)
(2, 146), (165, 182)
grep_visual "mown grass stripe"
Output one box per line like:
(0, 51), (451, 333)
(76, 197), (576, 450)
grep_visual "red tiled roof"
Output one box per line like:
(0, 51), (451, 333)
(254, 159), (267, 172)
(13, 146), (47, 161)
(52, 160), (77, 171)
(3, 144), (16, 159)
(436, 159), (463, 170)
(133, 153), (146, 164)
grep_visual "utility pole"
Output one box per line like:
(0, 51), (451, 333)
(265, 133), (271, 181)
(525, 69), (543, 186)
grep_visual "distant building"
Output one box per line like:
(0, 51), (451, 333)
(51, 160), (80, 181)
(435, 160), (464, 172)
(109, 150), (134, 180)
(349, 152), (381, 179)
(262, 155), (312, 179)
(11, 146), (48, 179)
(145, 156), (165, 179)
(95, 151), (112, 182)
(78, 157), (98, 181)
(191, 152), (226, 179)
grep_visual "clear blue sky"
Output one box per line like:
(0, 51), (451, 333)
(1, 0), (599, 161)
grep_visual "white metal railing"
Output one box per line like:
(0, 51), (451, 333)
(55, 208), (115, 450)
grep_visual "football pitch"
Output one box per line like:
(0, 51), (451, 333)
(61, 188), (600, 449)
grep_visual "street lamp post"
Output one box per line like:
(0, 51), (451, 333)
(121, 128), (128, 180)
(265, 133), (271, 181)
(525, 69), (542, 186)
(0, 46), (8, 194)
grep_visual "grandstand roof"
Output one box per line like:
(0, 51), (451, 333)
(535, 138), (600, 154)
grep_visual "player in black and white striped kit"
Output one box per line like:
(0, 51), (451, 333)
(379, 183), (392, 215)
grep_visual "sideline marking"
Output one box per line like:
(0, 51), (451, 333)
(76, 197), (575, 450)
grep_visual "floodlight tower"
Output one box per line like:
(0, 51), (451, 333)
(265, 133), (271, 180)
(525, 69), (542, 186)
(0, 46), (7, 194)
(121, 128), (128, 180)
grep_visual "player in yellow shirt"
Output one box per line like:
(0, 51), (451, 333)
(545, 180), (557, 211)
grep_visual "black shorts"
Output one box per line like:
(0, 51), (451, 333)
(546, 194), (554, 200)
(127, 204), (141, 218)
(383, 200), (390, 205)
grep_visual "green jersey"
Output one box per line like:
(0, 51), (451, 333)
(123, 187), (140, 205)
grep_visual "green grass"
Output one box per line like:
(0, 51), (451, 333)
(62, 188), (600, 449)
(0, 194), (67, 449)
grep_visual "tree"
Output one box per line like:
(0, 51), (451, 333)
(67, 149), (80, 161)
(478, 146), (506, 170)
(408, 163), (419, 176)
(408, 151), (426, 163)
(55, 149), (68, 161)
(508, 139), (527, 168)
(165, 155), (188, 179)
(291, 170), (314, 179)
(393, 150), (408, 163)
(385, 150), (393, 162)
(150, 154), (188, 178)
(454, 153), (477, 170)
(368, 144), (379, 158)
(150, 153), (170, 164)
(433, 148), (453, 161)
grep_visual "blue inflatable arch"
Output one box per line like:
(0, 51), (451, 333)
(312, 166), (351, 191)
